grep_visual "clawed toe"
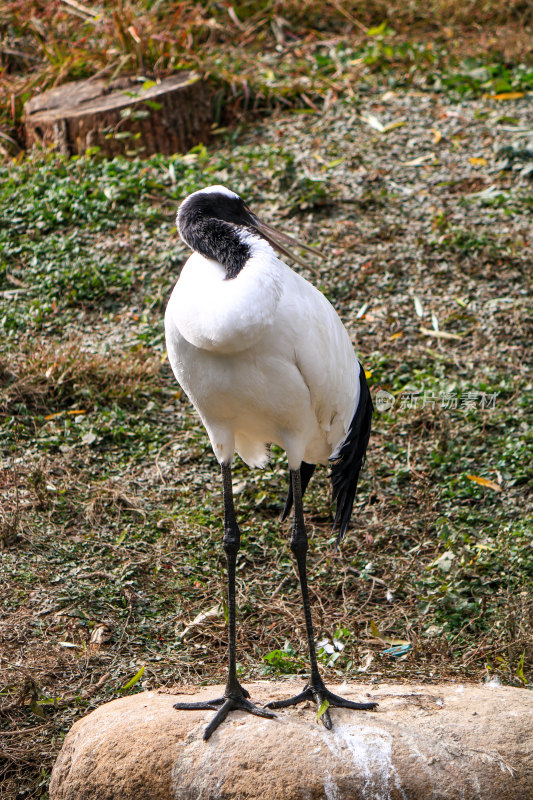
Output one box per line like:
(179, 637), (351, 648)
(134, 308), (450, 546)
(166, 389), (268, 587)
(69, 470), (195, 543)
(265, 682), (377, 728)
(173, 698), (225, 712)
(326, 689), (378, 712)
(174, 689), (276, 740)
(264, 688), (309, 710)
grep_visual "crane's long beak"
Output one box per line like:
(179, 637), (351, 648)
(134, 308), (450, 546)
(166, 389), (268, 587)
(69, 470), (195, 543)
(252, 217), (323, 269)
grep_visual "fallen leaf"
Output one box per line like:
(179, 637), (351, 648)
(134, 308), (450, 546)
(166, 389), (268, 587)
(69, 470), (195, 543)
(361, 114), (406, 134)
(90, 623), (113, 645)
(390, 332), (402, 340)
(381, 120), (407, 133)
(413, 295), (424, 318)
(420, 327), (462, 341)
(469, 157), (487, 166)
(464, 184), (502, 201)
(403, 153), (435, 166)
(227, 6), (243, 28)
(324, 157), (345, 168)
(487, 91), (525, 101)
(361, 113), (384, 132)
(467, 474), (502, 492)
(178, 605), (220, 640)
(356, 302), (369, 319)
(370, 620), (409, 646)
(424, 624), (444, 638)
(30, 698), (45, 718)
(127, 24), (141, 44)
(358, 652), (375, 672)
(316, 698), (330, 722)
(121, 665), (145, 692)
(431, 128), (442, 144)
(434, 552), (455, 572)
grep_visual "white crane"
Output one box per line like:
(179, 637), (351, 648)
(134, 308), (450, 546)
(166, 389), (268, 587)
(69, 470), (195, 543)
(165, 185), (377, 740)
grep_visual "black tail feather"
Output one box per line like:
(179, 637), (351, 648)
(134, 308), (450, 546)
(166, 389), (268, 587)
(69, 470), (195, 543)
(281, 461), (316, 521)
(330, 364), (373, 546)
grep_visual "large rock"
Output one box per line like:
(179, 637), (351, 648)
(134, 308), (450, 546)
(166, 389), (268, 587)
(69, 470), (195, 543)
(49, 679), (533, 800)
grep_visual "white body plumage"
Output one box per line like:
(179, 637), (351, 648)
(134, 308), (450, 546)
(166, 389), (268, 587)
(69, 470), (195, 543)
(165, 231), (360, 472)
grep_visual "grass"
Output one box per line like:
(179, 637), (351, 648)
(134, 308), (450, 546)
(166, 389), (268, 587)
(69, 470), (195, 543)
(1, 128), (532, 793)
(1, 3), (533, 798)
(0, 1), (532, 153)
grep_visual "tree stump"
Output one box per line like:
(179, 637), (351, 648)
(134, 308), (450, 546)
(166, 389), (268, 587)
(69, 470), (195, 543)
(23, 72), (212, 158)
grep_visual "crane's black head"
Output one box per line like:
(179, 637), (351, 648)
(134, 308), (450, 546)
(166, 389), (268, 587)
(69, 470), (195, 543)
(178, 186), (256, 235)
(177, 186), (258, 278)
(177, 185), (322, 279)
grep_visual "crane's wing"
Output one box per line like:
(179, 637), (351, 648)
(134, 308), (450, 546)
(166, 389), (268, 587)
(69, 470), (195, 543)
(278, 267), (371, 541)
(279, 268), (360, 455)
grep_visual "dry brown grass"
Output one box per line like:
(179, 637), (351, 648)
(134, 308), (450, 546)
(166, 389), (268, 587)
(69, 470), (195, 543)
(0, 337), (164, 414)
(0, 0), (531, 152)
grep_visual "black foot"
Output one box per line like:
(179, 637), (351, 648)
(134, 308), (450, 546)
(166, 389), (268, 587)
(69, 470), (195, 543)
(265, 682), (377, 729)
(174, 684), (276, 741)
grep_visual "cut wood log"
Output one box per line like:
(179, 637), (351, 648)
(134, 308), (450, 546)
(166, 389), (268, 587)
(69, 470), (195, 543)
(24, 72), (212, 157)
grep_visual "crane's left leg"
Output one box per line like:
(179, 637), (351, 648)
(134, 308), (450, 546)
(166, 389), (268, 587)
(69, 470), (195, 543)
(265, 468), (377, 728)
(174, 462), (276, 740)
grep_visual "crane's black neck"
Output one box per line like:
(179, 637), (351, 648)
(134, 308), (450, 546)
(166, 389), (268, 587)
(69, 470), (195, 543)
(177, 192), (259, 279)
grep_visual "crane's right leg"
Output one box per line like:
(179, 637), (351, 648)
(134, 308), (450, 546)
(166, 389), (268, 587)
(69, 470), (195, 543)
(173, 462), (276, 740)
(265, 467), (377, 727)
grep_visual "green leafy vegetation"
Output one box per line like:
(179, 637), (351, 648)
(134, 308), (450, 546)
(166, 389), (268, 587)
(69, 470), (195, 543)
(438, 59), (533, 96)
